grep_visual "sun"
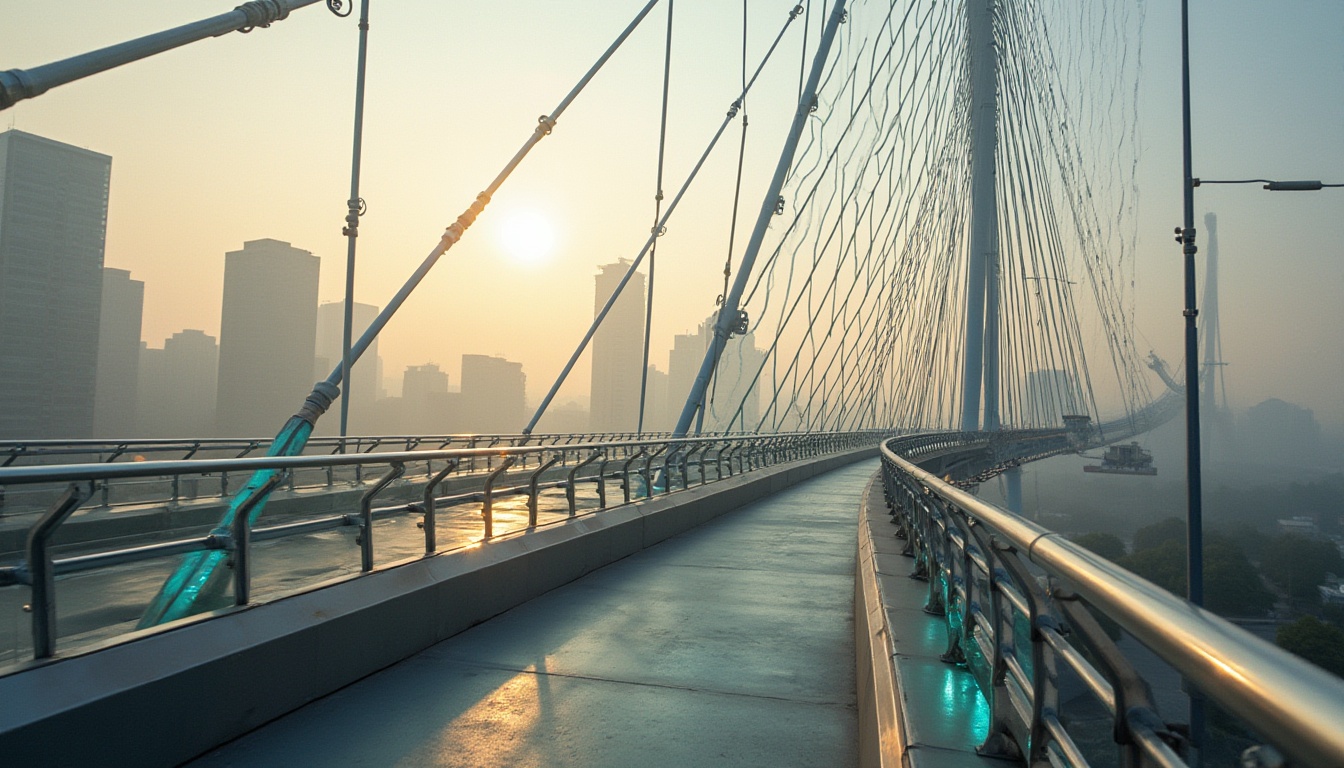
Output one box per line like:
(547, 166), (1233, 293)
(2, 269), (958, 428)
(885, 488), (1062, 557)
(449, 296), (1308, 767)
(494, 206), (556, 267)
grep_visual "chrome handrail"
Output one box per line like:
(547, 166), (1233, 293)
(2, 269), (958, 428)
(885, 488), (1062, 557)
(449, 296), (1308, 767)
(0, 431), (883, 662)
(880, 434), (1344, 768)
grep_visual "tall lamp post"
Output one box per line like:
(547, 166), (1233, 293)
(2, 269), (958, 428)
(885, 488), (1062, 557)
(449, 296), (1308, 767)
(1178, 2), (1339, 761)
(339, 0), (373, 444)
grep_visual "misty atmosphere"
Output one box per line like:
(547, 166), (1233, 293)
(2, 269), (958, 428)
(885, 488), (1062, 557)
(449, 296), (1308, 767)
(0, 1), (1341, 766)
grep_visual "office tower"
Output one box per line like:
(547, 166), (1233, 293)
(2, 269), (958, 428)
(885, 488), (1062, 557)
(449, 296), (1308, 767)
(0, 130), (111, 439)
(215, 239), (319, 437)
(666, 314), (764, 432)
(401, 363), (452, 434)
(315, 300), (380, 433)
(461, 354), (525, 434)
(1023, 369), (1080, 427)
(589, 260), (646, 433)
(93, 268), (145, 437)
(138, 330), (219, 437)
(643, 365), (669, 432)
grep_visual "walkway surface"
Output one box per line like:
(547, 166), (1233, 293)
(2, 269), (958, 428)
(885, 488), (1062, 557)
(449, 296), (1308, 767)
(190, 459), (880, 768)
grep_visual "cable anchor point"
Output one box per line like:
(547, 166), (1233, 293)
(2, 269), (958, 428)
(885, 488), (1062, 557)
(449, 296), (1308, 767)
(730, 310), (750, 337)
(325, 0), (354, 18)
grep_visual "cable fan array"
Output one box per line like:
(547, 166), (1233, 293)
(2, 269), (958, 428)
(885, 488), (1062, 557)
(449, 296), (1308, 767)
(700, 0), (1156, 435)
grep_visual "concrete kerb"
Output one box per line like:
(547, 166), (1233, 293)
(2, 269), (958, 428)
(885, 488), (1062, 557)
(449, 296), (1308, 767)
(0, 445), (876, 768)
(856, 474), (909, 768)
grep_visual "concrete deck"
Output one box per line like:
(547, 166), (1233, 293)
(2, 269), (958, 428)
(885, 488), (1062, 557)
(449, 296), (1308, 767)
(190, 460), (879, 768)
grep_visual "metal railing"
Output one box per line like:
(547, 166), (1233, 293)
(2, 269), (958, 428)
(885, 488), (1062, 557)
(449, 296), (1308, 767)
(0, 431), (707, 516)
(0, 431), (882, 661)
(880, 434), (1344, 767)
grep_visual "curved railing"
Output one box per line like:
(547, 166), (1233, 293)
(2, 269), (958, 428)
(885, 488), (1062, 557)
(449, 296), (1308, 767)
(880, 434), (1344, 767)
(0, 431), (756, 516)
(0, 430), (883, 662)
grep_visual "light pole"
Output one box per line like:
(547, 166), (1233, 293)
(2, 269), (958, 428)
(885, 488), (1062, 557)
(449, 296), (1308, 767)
(339, 0), (373, 443)
(1178, 3), (1339, 759)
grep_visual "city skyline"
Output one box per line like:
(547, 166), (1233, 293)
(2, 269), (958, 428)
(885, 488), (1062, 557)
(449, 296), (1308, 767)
(2, 2), (1339, 429)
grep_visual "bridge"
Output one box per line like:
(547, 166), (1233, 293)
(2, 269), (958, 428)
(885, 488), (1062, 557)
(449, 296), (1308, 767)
(2, 1), (1343, 767)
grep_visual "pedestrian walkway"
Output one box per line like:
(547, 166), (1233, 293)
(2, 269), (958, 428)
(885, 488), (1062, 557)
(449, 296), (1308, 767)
(191, 460), (879, 768)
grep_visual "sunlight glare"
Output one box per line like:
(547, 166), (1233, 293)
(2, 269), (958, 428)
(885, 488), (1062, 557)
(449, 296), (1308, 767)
(495, 207), (556, 267)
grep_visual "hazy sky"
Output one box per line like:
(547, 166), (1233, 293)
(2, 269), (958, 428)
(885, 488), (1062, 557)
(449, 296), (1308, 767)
(3, 1), (1341, 427)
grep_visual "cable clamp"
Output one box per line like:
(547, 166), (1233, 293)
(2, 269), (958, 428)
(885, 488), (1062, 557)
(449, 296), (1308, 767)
(731, 310), (750, 337)
(236, 0), (291, 31)
(774, 196), (786, 215)
(727, 99), (741, 119)
(1183, 308), (1199, 318)
(537, 115), (556, 135)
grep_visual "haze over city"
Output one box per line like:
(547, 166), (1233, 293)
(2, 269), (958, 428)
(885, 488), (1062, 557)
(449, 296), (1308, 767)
(1, 0), (1339, 439)
(3, 3), (1344, 765)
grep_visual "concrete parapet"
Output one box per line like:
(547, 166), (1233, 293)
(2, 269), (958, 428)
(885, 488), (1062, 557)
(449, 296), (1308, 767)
(854, 473), (1010, 768)
(0, 446), (875, 767)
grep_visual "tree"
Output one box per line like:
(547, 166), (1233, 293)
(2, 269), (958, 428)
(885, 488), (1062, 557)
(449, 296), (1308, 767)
(1132, 517), (1185, 553)
(1121, 539), (1186, 595)
(1263, 534), (1343, 600)
(1070, 532), (1127, 562)
(1277, 616), (1344, 678)
(1119, 535), (1273, 618)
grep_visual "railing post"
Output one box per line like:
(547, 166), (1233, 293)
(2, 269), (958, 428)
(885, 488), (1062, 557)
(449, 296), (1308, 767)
(621, 449), (647, 504)
(527, 453), (562, 526)
(420, 459), (458, 555)
(596, 456), (613, 509)
(356, 462), (405, 572)
(481, 456), (516, 539)
(641, 445), (666, 498)
(567, 450), (602, 516)
(232, 471), (286, 607)
(27, 482), (93, 659)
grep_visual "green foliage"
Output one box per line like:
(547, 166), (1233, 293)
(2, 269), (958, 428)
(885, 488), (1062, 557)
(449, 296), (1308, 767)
(1276, 616), (1344, 678)
(1132, 517), (1185, 553)
(1069, 532), (1127, 562)
(1121, 539), (1186, 593)
(1263, 534), (1343, 599)
(1118, 534), (1274, 618)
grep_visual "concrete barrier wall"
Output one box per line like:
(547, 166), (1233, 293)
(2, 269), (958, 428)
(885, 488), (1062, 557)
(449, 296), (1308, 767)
(0, 446), (875, 767)
(854, 472), (996, 767)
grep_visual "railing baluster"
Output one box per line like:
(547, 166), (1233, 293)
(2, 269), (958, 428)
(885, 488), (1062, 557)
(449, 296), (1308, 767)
(355, 463), (405, 572)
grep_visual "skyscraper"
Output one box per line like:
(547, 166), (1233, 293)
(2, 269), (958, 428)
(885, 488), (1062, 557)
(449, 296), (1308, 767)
(93, 268), (145, 437)
(215, 239), (319, 437)
(461, 354), (525, 434)
(138, 330), (219, 437)
(1023, 369), (1080, 427)
(401, 363), (452, 434)
(666, 314), (764, 433)
(589, 261), (646, 432)
(314, 300), (380, 434)
(0, 130), (111, 439)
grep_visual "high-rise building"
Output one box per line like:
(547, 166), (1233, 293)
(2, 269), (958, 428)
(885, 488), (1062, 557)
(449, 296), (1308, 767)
(666, 314), (764, 433)
(215, 239), (319, 437)
(461, 354), (525, 434)
(1023, 369), (1080, 427)
(0, 130), (111, 439)
(589, 261), (646, 432)
(314, 300), (381, 434)
(93, 268), (145, 437)
(137, 330), (219, 437)
(401, 363), (452, 434)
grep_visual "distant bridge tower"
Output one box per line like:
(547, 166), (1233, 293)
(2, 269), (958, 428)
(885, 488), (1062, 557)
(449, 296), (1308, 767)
(960, 0), (1002, 432)
(1200, 212), (1230, 464)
